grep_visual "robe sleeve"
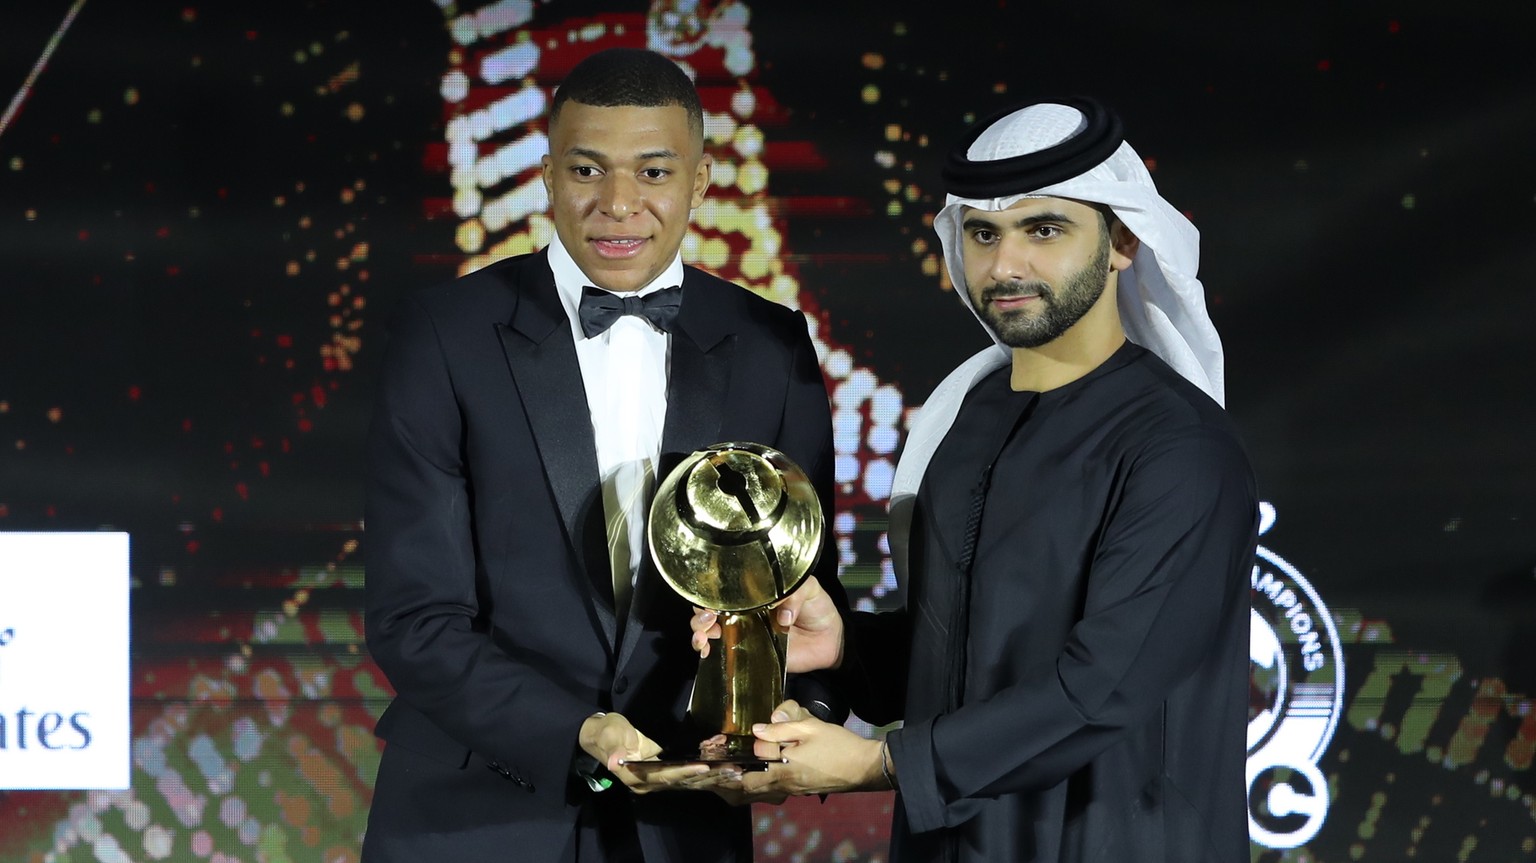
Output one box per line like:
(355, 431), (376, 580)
(887, 424), (1257, 834)
(835, 609), (913, 726)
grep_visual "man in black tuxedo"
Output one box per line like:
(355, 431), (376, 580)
(362, 48), (835, 862)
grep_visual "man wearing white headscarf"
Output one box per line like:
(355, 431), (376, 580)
(701, 97), (1258, 862)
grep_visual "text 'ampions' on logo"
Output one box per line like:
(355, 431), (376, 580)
(1247, 502), (1344, 851)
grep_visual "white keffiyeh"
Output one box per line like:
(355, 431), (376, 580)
(889, 101), (1226, 573)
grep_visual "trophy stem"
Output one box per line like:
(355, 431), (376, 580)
(718, 612), (747, 735)
(689, 608), (787, 761)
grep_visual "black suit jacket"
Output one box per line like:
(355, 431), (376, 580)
(362, 251), (836, 862)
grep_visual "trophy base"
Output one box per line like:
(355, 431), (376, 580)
(640, 755), (774, 772)
(643, 734), (777, 772)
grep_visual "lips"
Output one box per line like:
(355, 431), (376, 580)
(989, 293), (1041, 312)
(591, 236), (647, 259)
(983, 281), (1049, 313)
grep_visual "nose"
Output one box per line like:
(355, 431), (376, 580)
(987, 234), (1034, 283)
(598, 173), (640, 220)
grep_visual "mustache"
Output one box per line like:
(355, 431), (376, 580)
(980, 280), (1053, 303)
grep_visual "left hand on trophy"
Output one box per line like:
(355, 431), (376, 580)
(580, 712), (708, 794)
(771, 576), (844, 672)
(689, 575), (843, 673)
(739, 699), (887, 797)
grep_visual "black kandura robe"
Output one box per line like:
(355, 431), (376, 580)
(846, 343), (1258, 863)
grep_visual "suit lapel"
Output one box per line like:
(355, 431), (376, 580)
(617, 270), (736, 672)
(494, 255), (620, 650)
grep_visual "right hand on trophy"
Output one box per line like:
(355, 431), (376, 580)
(579, 712), (709, 794)
(741, 700), (888, 798)
(689, 575), (844, 672)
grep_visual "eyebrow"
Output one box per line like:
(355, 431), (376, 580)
(962, 211), (1079, 232)
(565, 146), (682, 161)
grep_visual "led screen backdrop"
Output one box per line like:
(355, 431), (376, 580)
(2, 1), (1534, 861)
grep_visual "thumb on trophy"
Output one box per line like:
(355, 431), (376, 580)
(690, 608), (722, 657)
(771, 577), (845, 673)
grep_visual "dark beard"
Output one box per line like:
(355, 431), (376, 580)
(975, 235), (1112, 349)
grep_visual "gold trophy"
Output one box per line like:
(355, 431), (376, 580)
(648, 442), (823, 765)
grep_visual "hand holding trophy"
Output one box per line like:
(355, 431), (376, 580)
(648, 442), (823, 768)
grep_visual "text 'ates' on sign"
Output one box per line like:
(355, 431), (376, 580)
(0, 532), (130, 790)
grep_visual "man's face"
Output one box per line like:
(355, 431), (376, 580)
(961, 197), (1115, 348)
(542, 102), (711, 293)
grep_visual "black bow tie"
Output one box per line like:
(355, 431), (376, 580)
(577, 285), (683, 338)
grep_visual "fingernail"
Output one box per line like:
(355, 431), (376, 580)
(752, 723), (767, 734)
(771, 711), (788, 722)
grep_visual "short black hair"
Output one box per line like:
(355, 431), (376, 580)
(549, 48), (703, 140)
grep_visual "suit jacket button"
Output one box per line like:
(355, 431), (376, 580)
(613, 676), (629, 694)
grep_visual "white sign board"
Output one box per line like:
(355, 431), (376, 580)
(0, 532), (130, 789)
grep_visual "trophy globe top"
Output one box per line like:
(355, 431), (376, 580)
(648, 442), (823, 613)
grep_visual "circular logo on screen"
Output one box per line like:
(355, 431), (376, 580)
(1247, 502), (1344, 850)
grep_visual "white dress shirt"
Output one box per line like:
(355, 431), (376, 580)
(546, 234), (680, 623)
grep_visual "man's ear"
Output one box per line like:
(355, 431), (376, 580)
(691, 153), (713, 208)
(1109, 220), (1140, 272)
